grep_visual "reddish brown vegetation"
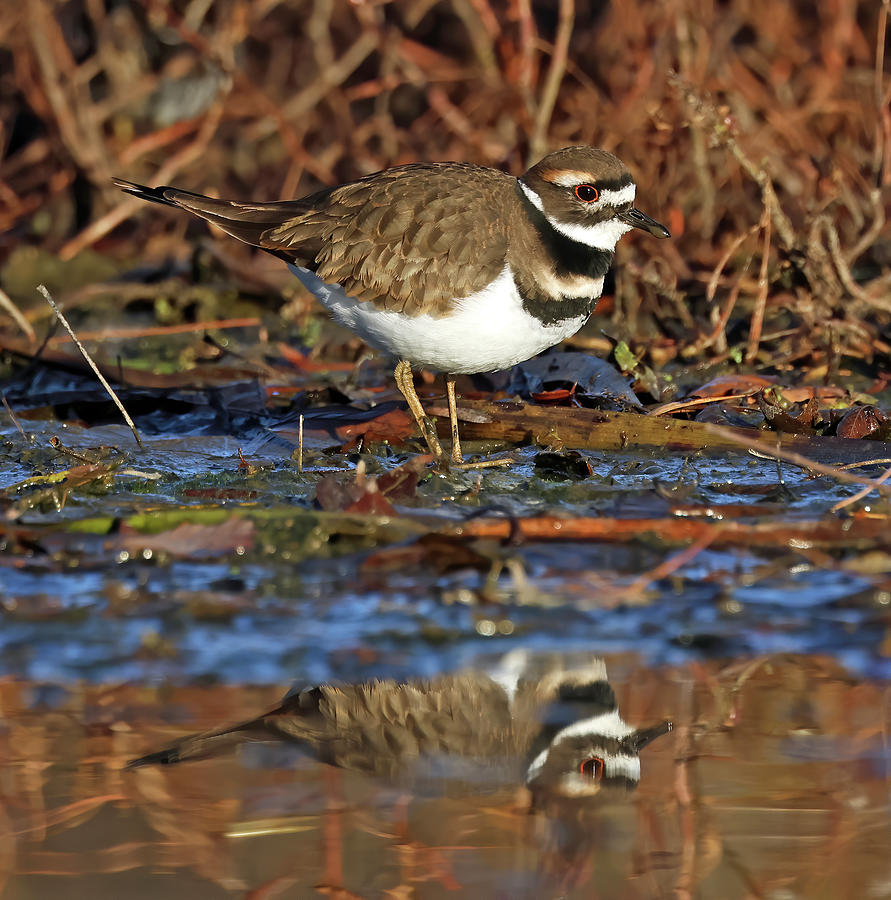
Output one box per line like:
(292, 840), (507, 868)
(0, 0), (888, 371)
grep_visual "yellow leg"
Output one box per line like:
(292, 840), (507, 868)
(394, 359), (444, 459)
(445, 374), (463, 464)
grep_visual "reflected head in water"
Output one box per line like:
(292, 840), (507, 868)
(524, 671), (672, 800)
(128, 654), (671, 801)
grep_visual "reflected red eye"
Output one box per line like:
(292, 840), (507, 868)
(574, 184), (599, 202)
(579, 757), (604, 780)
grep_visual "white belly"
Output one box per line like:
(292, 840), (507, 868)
(288, 264), (594, 375)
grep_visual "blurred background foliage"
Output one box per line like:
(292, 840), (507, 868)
(0, 0), (888, 370)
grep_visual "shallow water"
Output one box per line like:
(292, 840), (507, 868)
(2, 655), (889, 899)
(3, 415), (891, 686)
(3, 401), (891, 897)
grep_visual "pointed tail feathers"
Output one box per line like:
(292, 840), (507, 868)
(126, 688), (327, 769)
(112, 177), (313, 254)
(126, 721), (262, 768)
(113, 178), (186, 209)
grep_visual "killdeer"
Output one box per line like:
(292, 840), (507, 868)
(115, 147), (669, 464)
(128, 659), (671, 799)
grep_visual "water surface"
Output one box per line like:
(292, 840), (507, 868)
(2, 655), (889, 898)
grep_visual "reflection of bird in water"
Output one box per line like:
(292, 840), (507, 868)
(129, 656), (671, 800)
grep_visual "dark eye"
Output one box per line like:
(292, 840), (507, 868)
(579, 757), (604, 780)
(574, 184), (599, 203)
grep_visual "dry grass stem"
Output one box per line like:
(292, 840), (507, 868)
(2, 394), (28, 440)
(0, 287), (36, 342)
(704, 424), (891, 497)
(37, 285), (144, 449)
(745, 210), (772, 363)
(830, 464), (891, 513)
(528, 0), (575, 164)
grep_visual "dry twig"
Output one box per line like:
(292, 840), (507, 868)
(37, 285), (144, 449)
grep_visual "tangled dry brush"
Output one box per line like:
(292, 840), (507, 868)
(1, 0), (888, 370)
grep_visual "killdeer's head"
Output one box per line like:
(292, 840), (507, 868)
(518, 146), (670, 253)
(524, 673), (672, 799)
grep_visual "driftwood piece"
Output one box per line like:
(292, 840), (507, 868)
(431, 399), (891, 463)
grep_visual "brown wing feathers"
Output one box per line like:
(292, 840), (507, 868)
(114, 164), (512, 316)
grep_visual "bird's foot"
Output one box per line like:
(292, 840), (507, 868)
(426, 431), (514, 473)
(420, 415), (446, 461)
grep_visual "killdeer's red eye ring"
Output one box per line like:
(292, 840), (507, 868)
(574, 184), (599, 203)
(579, 757), (604, 780)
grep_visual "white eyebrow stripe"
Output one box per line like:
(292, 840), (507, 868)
(598, 184), (636, 206)
(547, 171), (598, 187)
(552, 710), (635, 742)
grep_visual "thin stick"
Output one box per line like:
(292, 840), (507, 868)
(37, 284), (144, 449)
(0, 286), (36, 342)
(298, 413), (304, 473)
(2, 394), (28, 439)
(704, 423), (891, 496)
(745, 209), (771, 363)
(705, 225), (760, 305)
(837, 458), (891, 470)
(831, 464), (891, 513)
(46, 317), (262, 345)
(649, 391), (759, 418)
(625, 529), (720, 598)
(873, 0), (889, 182)
(454, 456), (514, 470)
(515, 0), (538, 111)
(529, 0), (574, 163)
(700, 253), (753, 354)
(824, 218), (874, 304)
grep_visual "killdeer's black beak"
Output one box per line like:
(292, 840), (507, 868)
(619, 207), (671, 239)
(623, 719), (673, 753)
